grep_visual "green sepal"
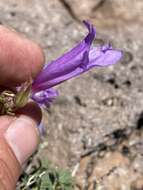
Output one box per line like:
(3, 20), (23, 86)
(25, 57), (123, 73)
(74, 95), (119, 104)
(15, 80), (32, 108)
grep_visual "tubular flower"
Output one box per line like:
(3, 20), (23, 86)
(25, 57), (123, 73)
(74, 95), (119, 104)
(31, 21), (122, 106)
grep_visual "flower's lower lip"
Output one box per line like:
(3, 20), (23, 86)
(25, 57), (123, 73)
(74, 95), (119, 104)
(31, 88), (59, 105)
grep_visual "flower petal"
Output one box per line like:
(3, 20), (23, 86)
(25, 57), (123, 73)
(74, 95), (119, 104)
(31, 88), (58, 105)
(32, 21), (96, 89)
(32, 21), (122, 93)
(87, 45), (122, 68)
(32, 47), (122, 91)
(38, 122), (46, 136)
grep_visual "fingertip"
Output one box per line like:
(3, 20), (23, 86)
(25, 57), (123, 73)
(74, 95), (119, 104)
(25, 41), (45, 80)
(4, 114), (40, 165)
(3, 102), (42, 165)
(0, 25), (45, 86)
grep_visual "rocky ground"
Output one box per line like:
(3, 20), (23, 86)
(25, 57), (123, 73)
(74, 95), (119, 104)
(0, 0), (143, 189)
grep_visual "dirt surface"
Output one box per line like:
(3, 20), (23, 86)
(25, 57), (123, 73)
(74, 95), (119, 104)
(0, 0), (143, 189)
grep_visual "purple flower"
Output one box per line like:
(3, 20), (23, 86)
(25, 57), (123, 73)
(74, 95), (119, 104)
(31, 88), (58, 106)
(31, 21), (122, 105)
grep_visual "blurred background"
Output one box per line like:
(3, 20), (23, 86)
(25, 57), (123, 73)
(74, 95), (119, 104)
(0, 0), (143, 189)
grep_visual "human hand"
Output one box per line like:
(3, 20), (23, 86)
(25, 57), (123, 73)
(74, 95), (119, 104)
(0, 26), (44, 190)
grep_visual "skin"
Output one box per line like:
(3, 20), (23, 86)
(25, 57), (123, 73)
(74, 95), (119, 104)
(0, 25), (44, 189)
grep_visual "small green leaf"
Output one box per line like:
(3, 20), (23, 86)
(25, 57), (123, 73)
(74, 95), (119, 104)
(40, 173), (53, 190)
(41, 158), (50, 169)
(17, 156), (75, 190)
(59, 170), (74, 186)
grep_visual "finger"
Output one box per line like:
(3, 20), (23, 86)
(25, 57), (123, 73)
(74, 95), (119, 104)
(0, 137), (21, 190)
(4, 102), (41, 164)
(0, 103), (41, 189)
(0, 115), (15, 134)
(0, 25), (44, 86)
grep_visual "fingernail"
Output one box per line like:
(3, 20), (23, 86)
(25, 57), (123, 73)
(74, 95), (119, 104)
(4, 115), (39, 165)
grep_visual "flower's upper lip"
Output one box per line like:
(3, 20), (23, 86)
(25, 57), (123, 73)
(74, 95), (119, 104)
(32, 21), (96, 87)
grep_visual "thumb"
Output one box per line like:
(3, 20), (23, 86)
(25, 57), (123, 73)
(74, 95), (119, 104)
(0, 103), (41, 190)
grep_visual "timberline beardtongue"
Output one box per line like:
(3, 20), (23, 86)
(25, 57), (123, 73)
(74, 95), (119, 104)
(31, 21), (122, 106)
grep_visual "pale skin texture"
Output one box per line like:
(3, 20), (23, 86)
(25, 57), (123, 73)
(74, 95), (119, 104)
(0, 25), (44, 189)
